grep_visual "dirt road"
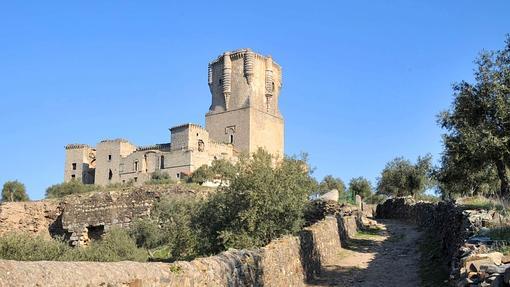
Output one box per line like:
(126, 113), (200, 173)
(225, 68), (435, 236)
(308, 219), (422, 287)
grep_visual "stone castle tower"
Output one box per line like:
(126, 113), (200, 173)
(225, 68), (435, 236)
(205, 49), (284, 156)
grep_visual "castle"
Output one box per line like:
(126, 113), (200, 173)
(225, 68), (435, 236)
(64, 49), (284, 186)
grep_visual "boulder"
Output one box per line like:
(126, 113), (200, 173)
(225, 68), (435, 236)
(319, 189), (339, 202)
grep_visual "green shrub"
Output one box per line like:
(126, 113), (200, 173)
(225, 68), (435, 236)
(45, 181), (99, 198)
(188, 165), (214, 184)
(130, 197), (201, 261)
(0, 228), (147, 262)
(0, 233), (70, 261)
(65, 228), (147, 262)
(146, 171), (175, 185)
(195, 149), (315, 251)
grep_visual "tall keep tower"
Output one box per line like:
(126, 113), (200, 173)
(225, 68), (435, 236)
(205, 49), (284, 156)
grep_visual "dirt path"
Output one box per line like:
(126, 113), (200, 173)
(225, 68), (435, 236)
(308, 219), (422, 287)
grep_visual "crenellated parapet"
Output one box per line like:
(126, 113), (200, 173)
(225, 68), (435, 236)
(65, 144), (91, 150)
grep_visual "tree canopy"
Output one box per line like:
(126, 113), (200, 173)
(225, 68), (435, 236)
(319, 175), (346, 194)
(376, 155), (433, 197)
(438, 36), (510, 198)
(1, 180), (29, 202)
(348, 177), (373, 199)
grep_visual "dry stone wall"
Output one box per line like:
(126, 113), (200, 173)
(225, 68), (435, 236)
(0, 215), (351, 287)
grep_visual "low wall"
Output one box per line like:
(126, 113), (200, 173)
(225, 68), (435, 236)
(0, 214), (355, 287)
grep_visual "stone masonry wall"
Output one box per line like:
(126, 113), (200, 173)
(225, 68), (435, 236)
(0, 216), (350, 287)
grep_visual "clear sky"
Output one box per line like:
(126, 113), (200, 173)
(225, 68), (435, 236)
(1, 1), (509, 200)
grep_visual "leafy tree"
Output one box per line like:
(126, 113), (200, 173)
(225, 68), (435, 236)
(195, 148), (316, 251)
(319, 175), (346, 194)
(348, 177), (373, 199)
(188, 165), (214, 184)
(1, 180), (29, 202)
(438, 36), (510, 198)
(376, 155), (433, 197)
(210, 159), (237, 184)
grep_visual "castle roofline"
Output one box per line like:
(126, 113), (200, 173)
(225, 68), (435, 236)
(169, 123), (205, 131)
(208, 48), (282, 71)
(65, 144), (91, 150)
(136, 143), (171, 151)
(98, 138), (133, 144)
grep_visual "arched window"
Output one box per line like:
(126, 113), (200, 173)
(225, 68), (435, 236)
(108, 169), (113, 180)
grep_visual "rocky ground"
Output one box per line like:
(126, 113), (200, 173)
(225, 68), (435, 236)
(308, 219), (422, 287)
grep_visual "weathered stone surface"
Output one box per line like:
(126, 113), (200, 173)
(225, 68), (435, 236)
(0, 200), (62, 239)
(319, 189), (339, 202)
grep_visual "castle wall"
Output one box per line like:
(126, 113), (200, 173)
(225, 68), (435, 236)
(95, 140), (137, 186)
(249, 108), (284, 156)
(205, 108), (251, 153)
(64, 145), (95, 184)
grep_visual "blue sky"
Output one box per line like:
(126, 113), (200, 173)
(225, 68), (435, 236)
(1, 1), (509, 199)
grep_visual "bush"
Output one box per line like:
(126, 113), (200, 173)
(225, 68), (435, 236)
(0, 233), (70, 261)
(146, 171), (175, 185)
(0, 228), (147, 262)
(130, 197), (201, 261)
(45, 181), (99, 198)
(65, 228), (147, 262)
(195, 149), (316, 251)
(188, 165), (214, 184)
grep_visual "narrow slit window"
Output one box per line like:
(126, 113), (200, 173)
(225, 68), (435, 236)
(108, 169), (113, 180)
(230, 134), (234, 144)
(160, 156), (165, 169)
(108, 155), (112, 161)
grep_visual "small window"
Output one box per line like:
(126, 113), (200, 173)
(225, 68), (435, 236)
(72, 163), (77, 170)
(219, 79), (223, 85)
(108, 169), (113, 180)
(108, 155), (112, 161)
(122, 180), (125, 184)
(134, 177), (138, 182)
(196, 133), (199, 136)
(134, 161), (139, 172)
(160, 156), (165, 169)
(71, 174), (76, 179)
(198, 140), (205, 152)
(176, 173), (180, 179)
(230, 134), (234, 144)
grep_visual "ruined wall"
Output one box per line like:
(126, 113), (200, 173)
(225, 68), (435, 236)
(0, 215), (350, 287)
(0, 200), (62, 239)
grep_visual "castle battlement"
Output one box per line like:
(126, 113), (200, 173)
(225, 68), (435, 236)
(65, 144), (91, 150)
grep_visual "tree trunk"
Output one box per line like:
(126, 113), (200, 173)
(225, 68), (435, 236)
(495, 159), (510, 198)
